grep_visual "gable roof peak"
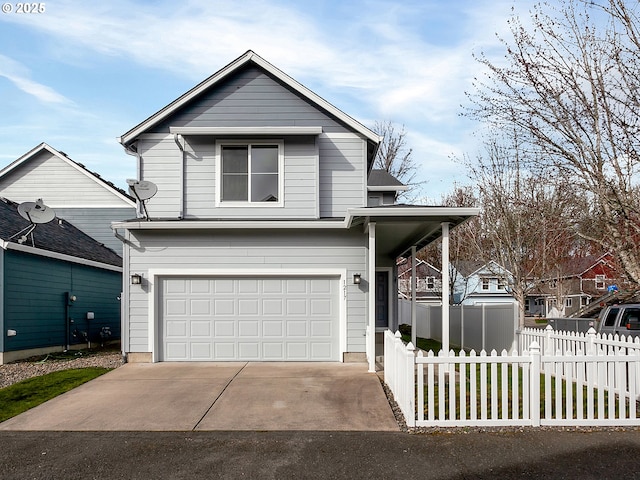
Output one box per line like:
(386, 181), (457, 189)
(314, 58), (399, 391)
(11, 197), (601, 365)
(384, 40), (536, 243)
(119, 50), (381, 147)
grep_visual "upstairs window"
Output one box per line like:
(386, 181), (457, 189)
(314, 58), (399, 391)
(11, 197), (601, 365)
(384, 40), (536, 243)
(218, 141), (282, 204)
(481, 278), (490, 290)
(595, 274), (606, 290)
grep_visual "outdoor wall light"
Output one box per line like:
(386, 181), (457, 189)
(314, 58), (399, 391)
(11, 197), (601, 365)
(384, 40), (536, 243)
(131, 274), (142, 285)
(353, 273), (362, 285)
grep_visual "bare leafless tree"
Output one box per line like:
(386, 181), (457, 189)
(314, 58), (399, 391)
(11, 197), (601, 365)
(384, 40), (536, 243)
(465, 0), (640, 287)
(373, 121), (424, 201)
(464, 134), (585, 327)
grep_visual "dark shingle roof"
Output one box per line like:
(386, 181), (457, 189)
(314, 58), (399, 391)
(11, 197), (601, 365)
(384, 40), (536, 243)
(367, 169), (404, 187)
(0, 197), (122, 267)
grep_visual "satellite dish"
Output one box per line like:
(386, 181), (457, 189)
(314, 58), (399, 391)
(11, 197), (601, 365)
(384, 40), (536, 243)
(128, 180), (158, 201)
(17, 199), (55, 224)
(127, 179), (158, 221)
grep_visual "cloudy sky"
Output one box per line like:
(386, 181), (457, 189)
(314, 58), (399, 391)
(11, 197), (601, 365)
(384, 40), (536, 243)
(0, 0), (529, 201)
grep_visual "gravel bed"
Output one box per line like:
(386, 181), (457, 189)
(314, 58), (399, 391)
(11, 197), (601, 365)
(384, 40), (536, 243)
(0, 350), (124, 389)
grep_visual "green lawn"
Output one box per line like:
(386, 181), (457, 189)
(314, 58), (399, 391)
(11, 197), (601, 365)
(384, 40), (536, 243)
(0, 367), (111, 423)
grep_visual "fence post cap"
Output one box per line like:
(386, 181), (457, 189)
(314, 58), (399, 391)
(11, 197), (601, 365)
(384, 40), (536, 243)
(586, 327), (597, 335)
(528, 340), (541, 352)
(394, 330), (402, 338)
(406, 342), (416, 351)
(545, 325), (554, 332)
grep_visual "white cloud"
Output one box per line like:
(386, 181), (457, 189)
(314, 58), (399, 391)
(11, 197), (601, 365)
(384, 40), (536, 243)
(0, 54), (72, 105)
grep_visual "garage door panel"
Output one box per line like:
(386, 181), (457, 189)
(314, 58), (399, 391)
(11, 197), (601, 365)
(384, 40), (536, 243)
(161, 276), (339, 361)
(263, 299), (283, 315)
(215, 321), (235, 337)
(190, 299), (211, 315)
(286, 299), (307, 315)
(287, 343), (307, 359)
(263, 320), (283, 336)
(214, 299), (235, 315)
(191, 343), (212, 359)
(166, 299), (187, 316)
(262, 279), (284, 294)
(238, 279), (259, 294)
(166, 343), (188, 360)
(215, 343), (236, 359)
(238, 299), (259, 315)
(166, 320), (187, 337)
(310, 298), (332, 316)
(190, 321), (211, 337)
(239, 343), (260, 359)
(239, 320), (259, 337)
(263, 342), (284, 360)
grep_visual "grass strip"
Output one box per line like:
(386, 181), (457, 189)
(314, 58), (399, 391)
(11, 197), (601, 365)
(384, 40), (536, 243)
(0, 367), (111, 423)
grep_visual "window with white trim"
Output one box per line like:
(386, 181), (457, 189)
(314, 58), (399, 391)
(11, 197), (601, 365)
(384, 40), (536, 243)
(595, 274), (606, 290)
(497, 278), (506, 291)
(481, 278), (490, 290)
(217, 141), (283, 204)
(565, 298), (572, 307)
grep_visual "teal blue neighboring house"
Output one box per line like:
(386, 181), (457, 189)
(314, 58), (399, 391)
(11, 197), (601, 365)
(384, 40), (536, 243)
(0, 197), (123, 364)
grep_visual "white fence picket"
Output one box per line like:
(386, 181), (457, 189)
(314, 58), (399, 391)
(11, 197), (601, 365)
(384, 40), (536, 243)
(383, 328), (640, 428)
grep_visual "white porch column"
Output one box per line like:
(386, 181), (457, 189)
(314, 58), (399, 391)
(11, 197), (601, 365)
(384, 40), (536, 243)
(411, 245), (417, 347)
(441, 222), (450, 355)
(367, 222), (376, 373)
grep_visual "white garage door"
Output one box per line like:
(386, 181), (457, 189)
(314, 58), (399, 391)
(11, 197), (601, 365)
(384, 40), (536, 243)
(160, 276), (340, 361)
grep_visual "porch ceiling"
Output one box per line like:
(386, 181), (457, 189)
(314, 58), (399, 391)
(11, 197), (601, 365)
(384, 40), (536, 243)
(346, 206), (479, 258)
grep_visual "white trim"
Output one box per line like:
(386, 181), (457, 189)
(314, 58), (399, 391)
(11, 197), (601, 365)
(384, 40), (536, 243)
(215, 139), (284, 207)
(120, 51), (380, 146)
(146, 268), (347, 363)
(367, 223), (376, 372)
(170, 126), (323, 136)
(0, 240), (122, 272)
(112, 219), (347, 230)
(320, 132), (368, 139)
(0, 143), (135, 208)
(46, 204), (135, 209)
(367, 185), (409, 192)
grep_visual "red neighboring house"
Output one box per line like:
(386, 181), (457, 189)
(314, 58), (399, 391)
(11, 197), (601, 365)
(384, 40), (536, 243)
(526, 253), (633, 317)
(397, 257), (442, 304)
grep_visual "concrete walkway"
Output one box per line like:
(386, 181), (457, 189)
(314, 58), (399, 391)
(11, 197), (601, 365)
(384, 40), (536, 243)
(0, 362), (399, 431)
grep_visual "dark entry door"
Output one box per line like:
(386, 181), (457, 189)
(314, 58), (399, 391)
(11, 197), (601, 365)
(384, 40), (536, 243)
(375, 271), (389, 328)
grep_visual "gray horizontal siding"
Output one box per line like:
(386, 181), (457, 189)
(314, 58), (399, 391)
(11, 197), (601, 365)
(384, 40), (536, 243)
(126, 229), (367, 353)
(138, 137), (181, 218)
(319, 134), (366, 217)
(55, 207), (135, 253)
(152, 67), (350, 132)
(0, 150), (131, 207)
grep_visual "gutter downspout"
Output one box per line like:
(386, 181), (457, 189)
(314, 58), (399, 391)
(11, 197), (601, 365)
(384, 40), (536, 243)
(174, 134), (185, 219)
(122, 143), (142, 219)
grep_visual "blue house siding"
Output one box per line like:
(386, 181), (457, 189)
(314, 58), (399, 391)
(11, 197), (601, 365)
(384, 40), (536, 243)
(3, 250), (121, 352)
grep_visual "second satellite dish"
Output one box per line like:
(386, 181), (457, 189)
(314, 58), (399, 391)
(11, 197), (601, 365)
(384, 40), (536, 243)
(18, 199), (55, 224)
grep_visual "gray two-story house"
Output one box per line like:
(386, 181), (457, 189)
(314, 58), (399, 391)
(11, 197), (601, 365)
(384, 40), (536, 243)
(113, 51), (477, 370)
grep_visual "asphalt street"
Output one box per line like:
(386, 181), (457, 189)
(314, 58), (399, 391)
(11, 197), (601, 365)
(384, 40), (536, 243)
(1, 429), (639, 479)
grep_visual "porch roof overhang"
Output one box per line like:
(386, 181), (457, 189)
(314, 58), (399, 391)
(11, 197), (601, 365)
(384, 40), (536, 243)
(345, 206), (480, 258)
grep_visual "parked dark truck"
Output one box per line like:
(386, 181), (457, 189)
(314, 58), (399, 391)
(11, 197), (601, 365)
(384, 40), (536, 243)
(597, 304), (640, 337)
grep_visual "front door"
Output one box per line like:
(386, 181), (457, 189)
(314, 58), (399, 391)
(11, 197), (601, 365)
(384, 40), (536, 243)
(375, 271), (389, 329)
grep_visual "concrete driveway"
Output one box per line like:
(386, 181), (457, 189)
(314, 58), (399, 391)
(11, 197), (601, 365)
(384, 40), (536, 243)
(0, 362), (399, 431)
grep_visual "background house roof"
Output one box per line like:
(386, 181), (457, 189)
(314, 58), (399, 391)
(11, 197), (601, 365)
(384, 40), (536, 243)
(368, 170), (405, 188)
(0, 143), (135, 206)
(0, 197), (122, 267)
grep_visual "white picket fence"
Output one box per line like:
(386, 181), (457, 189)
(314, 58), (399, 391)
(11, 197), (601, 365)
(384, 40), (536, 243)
(384, 329), (640, 428)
